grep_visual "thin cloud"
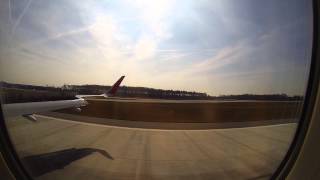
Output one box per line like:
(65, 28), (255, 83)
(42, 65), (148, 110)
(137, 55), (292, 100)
(8, 0), (12, 25)
(11, 0), (34, 35)
(27, 26), (91, 46)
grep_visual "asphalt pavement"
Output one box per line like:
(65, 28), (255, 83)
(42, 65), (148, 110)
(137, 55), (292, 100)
(5, 115), (297, 180)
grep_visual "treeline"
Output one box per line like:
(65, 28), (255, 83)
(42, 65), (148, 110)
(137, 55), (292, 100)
(0, 88), (76, 103)
(63, 85), (209, 99)
(0, 81), (303, 103)
(0, 82), (76, 103)
(212, 94), (303, 101)
(118, 86), (208, 99)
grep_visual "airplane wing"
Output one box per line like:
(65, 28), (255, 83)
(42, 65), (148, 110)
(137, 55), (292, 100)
(2, 99), (88, 121)
(2, 76), (125, 121)
(76, 76), (125, 98)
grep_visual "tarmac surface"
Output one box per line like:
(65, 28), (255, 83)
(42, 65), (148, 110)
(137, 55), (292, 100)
(5, 115), (297, 180)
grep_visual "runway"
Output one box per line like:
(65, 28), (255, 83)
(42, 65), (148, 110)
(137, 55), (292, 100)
(6, 115), (297, 180)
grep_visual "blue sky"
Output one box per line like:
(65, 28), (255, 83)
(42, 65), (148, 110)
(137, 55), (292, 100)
(0, 0), (313, 95)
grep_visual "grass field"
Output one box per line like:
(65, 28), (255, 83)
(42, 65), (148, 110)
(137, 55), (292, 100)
(57, 100), (303, 123)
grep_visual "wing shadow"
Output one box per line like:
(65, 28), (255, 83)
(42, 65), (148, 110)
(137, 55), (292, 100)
(21, 148), (113, 177)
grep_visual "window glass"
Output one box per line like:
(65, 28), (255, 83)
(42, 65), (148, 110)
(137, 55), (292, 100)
(0, 0), (312, 179)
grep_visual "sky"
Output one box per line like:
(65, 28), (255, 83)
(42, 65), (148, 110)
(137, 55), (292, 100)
(0, 0), (313, 96)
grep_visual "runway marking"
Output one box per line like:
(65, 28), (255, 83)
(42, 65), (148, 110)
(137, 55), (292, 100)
(35, 115), (297, 132)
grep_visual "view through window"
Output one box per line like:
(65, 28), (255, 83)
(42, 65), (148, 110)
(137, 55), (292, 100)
(0, 0), (313, 179)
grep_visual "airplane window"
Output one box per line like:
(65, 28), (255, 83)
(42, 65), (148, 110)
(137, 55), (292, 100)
(0, 0), (313, 179)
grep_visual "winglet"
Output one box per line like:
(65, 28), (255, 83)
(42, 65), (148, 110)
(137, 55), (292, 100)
(23, 114), (37, 122)
(105, 76), (125, 96)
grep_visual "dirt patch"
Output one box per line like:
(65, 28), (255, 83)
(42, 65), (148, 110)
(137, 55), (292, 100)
(57, 100), (303, 123)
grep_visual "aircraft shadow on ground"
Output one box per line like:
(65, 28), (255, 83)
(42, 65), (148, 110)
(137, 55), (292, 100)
(21, 148), (113, 177)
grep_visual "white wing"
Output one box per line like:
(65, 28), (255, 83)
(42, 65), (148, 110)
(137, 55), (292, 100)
(2, 99), (87, 118)
(2, 76), (125, 120)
